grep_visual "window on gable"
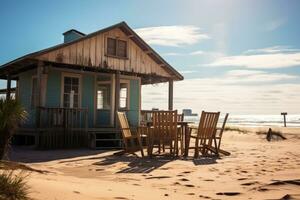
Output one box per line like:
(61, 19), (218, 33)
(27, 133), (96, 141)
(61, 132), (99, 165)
(107, 38), (127, 58)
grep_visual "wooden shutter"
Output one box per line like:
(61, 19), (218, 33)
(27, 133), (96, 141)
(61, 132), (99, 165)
(107, 38), (116, 56)
(117, 40), (127, 58)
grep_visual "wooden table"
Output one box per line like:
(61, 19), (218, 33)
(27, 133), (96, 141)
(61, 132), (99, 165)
(177, 121), (194, 156)
(146, 121), (194, 156)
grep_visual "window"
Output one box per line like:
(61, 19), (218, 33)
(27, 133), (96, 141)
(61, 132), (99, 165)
(119, 83), (129, 109)
(63, 76), (80, 108)
(31, 77), (38, 108)
(107, 38), (127, 58)
(97, 84), (111, 109)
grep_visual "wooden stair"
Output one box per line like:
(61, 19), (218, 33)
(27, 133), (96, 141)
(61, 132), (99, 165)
(89, 128), (122, 149)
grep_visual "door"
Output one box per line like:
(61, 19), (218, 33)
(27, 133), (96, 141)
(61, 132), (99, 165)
(95, 75), (113, 127)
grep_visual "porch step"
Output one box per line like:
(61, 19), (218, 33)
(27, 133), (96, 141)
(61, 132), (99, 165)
(89, 128), (122, 150)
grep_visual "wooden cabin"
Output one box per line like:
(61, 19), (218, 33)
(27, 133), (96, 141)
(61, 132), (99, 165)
(0, 22), (183, 149)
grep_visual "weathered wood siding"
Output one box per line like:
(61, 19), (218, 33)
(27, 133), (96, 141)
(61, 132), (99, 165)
(35, 28), (170, 77)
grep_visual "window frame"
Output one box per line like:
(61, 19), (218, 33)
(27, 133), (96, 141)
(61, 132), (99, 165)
(61, 73), (82, 108)
(96, 81), (112, 110)
(106, 37), (128, 59)
(119, 80), (130, 110)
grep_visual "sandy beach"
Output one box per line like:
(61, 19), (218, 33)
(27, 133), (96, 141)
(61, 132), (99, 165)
(5, 126), (300, 200)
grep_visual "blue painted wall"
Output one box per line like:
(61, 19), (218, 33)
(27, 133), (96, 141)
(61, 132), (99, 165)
(127, 79), (140, 126)
(18, 70), (140, 128)
(45, 70), (61, 107)
(81, 74), (95, 127)
(18, 69), (36, 127)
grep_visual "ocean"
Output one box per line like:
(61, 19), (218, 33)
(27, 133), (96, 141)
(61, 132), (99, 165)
(184, 114), (300, 127)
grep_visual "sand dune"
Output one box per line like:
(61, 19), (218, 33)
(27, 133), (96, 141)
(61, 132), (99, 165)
(5, 126), (300, 200)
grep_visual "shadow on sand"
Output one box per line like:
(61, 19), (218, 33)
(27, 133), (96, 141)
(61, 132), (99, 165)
(9, 146), (107, 163)
(93, 153), (175, 173)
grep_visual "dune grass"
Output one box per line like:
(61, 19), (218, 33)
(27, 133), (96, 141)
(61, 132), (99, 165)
(0, 170), (30, 200)
(224, 126), (249, 134)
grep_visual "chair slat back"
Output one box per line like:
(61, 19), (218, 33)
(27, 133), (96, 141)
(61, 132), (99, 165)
(152, 110), (178, 141)
(177, 113), (184, 122)
(117, 112), (132, 139)
(197, 111), (220, 140)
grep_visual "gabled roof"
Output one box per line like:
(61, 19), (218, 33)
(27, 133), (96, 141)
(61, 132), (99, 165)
(0, 21), (183, 81)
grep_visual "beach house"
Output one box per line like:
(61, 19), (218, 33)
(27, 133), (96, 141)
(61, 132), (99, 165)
(0, 22), (183, 149)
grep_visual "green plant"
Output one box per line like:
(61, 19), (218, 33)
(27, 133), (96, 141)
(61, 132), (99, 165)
(0, 99), (27, 160)
(0, 170), (30, 200)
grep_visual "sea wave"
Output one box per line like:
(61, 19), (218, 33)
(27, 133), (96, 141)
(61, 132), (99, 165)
(184, 114), (300, 127)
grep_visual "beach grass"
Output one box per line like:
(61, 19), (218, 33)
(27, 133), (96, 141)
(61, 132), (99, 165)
(0, 170), (30, 200)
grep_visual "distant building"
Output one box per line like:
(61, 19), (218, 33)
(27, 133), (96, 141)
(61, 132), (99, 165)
(182, 109), (198, 116)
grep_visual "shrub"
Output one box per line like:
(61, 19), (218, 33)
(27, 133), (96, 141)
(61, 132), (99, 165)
(0, 170), (30, 200)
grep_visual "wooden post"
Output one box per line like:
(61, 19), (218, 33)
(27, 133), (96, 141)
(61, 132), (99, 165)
(281, 112), (287, 127)
(6, 74), (11, 100)
(114, 71), (120, 127)
(168, 79), (173, 110)
(35, 61), (43, 148)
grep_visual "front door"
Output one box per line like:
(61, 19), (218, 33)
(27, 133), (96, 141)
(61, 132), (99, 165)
(95, 74), (113, 127)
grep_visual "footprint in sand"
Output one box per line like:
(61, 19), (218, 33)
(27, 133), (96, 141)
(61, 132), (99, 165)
(241, 181), (259, 186)
(173, 182), (181, 185)
(199, 195), (211, 199)
(204, 179), (214, 182)
(146, 176), (171, 179)
(237, 178), (248, 181)
(179, 178), (189, 182)
(182, 171), (192, 174)
(184, 184), (195, 187)
(186, 193), (195, 195)
(114, 197), (129, 200)
(73, 191), (80, 194)
(216, 192), (241, 196)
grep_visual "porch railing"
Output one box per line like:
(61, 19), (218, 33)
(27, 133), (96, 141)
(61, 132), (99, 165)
(39, 107), (88, 130)
(37, 107), (89, 149)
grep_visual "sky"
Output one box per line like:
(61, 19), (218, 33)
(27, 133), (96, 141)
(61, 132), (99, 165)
(0, 0), (300, 115)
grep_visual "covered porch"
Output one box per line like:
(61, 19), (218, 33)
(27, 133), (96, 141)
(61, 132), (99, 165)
(0, 60), (178, 149)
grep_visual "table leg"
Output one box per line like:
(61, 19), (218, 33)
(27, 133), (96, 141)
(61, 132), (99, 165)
(184, 125), (190, 157)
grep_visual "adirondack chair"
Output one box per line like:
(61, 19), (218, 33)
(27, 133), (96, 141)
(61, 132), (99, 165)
(150, 110), (179, 156)
(188, 111), (220, 158)
(177, 113), (184, 154)
(117, 112), (145, 157)
(209, 113), (230, 156)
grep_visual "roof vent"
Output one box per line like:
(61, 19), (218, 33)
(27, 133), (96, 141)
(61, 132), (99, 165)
(63, 29), (86, 43)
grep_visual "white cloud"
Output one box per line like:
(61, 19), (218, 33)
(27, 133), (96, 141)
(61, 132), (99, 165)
(245, 46), (300, 54)
(135, 25), (210, 47)
(142, 75), (300, 115)
(179, 70), (198, 74)
(224, 70), (296, 83)
(163, 52), (185, 56)
(189, 50), (204, 55)
(208, 46), (300, 69)
(266, 18), (286, 31)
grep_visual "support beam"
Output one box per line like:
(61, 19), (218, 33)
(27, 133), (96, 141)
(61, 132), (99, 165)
(35, 61), (43, 148)
(6, 74), (11, 100)
(168, 79), (173, 110)
(114, 71), (120, 127)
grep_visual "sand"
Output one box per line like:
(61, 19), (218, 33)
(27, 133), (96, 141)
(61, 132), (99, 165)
(5, 126), (300, 200)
